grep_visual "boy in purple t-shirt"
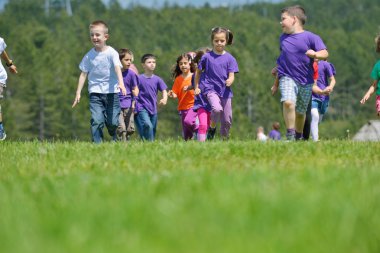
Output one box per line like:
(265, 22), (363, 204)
(271, 5), (328, 141)
(135, 54), (168, 141)
(116, 48), (139, 141)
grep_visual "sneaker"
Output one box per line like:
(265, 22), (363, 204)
(0, 130), (6, 141)
(207, 127), (216, 140)
(285, 133), (295, 141)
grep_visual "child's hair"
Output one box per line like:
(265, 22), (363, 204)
(281, 5), (307, 25)
(89, 20), (109, 34)
(211, 27), (234, 45)
(141, 53), (156, 63)
(171, 53), (196, 79)
(118, 48), (134, 61)
(375, 35), (380, 53)
(272, 122), (280, 130)
(193, 47), (212, 64)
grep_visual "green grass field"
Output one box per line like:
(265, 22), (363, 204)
(1, 140), (380, 253)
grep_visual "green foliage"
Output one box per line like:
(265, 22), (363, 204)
(1, 0), (380, 140)
(1, 141), (380, 252)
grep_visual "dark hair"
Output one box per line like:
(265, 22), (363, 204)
(211, 27), (234, 45)
(272, 122), (280, 130)
(171, 53), (196, 79)
(281, 5), (307, 25)
(193, 47), (212, 64)
(89, 20), (109, 34)
(118, 48), (134, 61)
(141, 53), (156, 63)
(376, 35), (380, 53)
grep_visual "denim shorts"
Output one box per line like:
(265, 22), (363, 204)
(312, 99), (329, 115)
(279, 76), (312, 114)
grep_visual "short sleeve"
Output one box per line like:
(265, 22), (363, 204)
(79, 54), (90, 73)
(0, 38), (6, 54)
(157, 77), (168, 91)
(228, 55), (239, 74)
(371, 62), (380, 80)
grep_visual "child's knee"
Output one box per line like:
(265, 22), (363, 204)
(198, 124), (208, 134)
(283, 100), (295, 108)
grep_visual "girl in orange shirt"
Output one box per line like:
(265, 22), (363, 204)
(168, 53), (198, 140)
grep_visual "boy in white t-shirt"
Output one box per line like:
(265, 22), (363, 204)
(0, 37), (18, 141)
(72, 20), (126, 143)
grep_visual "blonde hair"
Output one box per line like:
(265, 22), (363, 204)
(89, 20), (109, 34)
(375, 35), (380, 53)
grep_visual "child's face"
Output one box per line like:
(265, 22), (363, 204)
(212, 32), (227, 54)
(280, 12), (296, 34)
(142, 58), (156, 72)
(90, 25), (108, 49)
(121, 53), (133, 70)
(178, 57), (191, 74)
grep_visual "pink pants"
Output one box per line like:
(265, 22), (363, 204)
(180, 108), (198, 140)
(197, 108), (210, 142)
(376, 96), (380, 115)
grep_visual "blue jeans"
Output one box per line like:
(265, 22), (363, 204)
(311, 99), (329, 115)
(89, 93), (121, 143)
(135, 109), (157, 141)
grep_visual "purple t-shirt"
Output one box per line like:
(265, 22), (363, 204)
(119, 69), (138, 108)
(313, 61), (336, 102)
(277, 31), (327, 85)
(135, 74), (167, 115)
(191, 74), (211, 112)
(268, 130), (281, 140)
(198, 51), (239, 98)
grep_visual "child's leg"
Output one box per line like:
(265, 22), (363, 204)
(279, 77), (297, 140)
(197, 108), (209, 142)
(294, 83), (313, 140)
(89, 93), (106, 143)
(135, 109), (154, 141)
(124, 107), (135, 138)
(206, 92), (223, 127)
(117, 109), (127, 141)
(0, 84), (6, 140)
(105, 93), (121, 140)
(220, 98), (232, 138)
(150, 113), (158, 141)
(182, 108), (198, 141)
(310, 107), (320, 141)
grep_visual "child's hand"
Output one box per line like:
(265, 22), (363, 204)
(194, 87), (201, 95)
(159, 98), (167, 105)
(271, 84), (278, 95)
(9, 65), (17, 74)
(305, 50), (317, 58)
(183, 85), (190, 91)
(72, 94), (80, 108)
(360, 94), (370, 104)
(120, 86), (127, 96)
(168, 90), (173, 97)
(271, 67), (277, 77)
(226, 78), (233, 87)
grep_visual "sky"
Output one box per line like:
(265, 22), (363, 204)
(0, 0), (283, 10)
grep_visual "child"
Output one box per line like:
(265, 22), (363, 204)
(72, 20), (127, 143)
(168, 53), (198, 141)
(360, 35), (380, 116)
(271, 5), (328, 141)
(310, 60), (336, 141)
(116, 48), (139, 141)
(257, 126), (267, 142)
(135, 54), (168, 141)
(268, 121), (281, 140)
(194, 27), (239, 140)
(0, 36), (18, 141)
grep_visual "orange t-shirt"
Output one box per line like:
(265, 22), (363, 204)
(171, 74), (195, 111)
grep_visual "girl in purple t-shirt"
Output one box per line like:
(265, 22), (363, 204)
(194, 27), (239, 139)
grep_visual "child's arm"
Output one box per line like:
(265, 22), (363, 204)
(132, 85), (139, 97)
(271, 76), (279, 95)
(226, 72), (235, 87)
(115, 65), (127, 96)
(168, 90), (177, 98)
(305, 49), (329, 60)
(194, 69), (201, 95)
(360, 80), (378, 104)
(323, 75), (336, 94)
(159, 90), (168, 105)
(72, 71), (88, 108)
(1, 51), (17, 74)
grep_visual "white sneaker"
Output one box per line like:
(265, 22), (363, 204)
(0, 130), (6, 141)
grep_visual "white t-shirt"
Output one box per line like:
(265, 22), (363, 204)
(79, 46), (122, 94)
(0, 37), (8, 85)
